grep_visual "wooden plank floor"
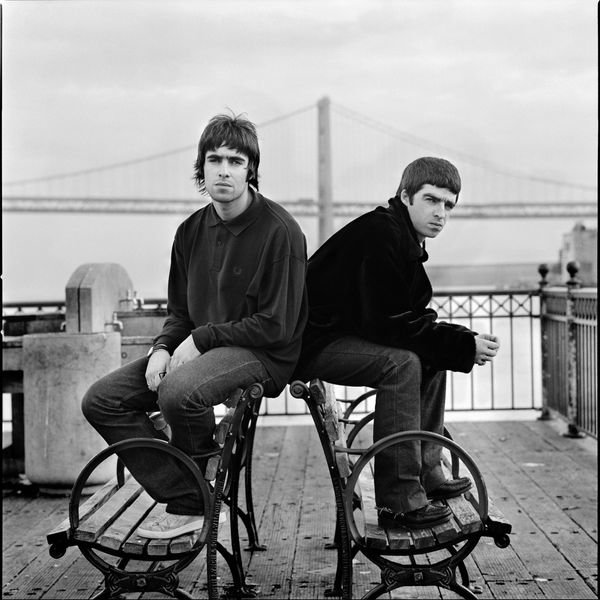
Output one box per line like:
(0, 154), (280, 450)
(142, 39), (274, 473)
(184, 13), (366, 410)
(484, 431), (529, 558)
(2, 418), (597, 599)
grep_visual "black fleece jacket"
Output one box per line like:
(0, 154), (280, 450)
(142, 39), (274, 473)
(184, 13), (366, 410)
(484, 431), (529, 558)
(298, 198), (476, 373)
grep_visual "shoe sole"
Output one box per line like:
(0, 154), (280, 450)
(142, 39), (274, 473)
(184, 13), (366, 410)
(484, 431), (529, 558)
(138, 511), (227, 539)
(378, 511), (451, 529)
(427, 483), (472, 501)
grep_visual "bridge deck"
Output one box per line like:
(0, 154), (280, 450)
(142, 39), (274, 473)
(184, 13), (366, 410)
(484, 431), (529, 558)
(2, 418), (597, 599)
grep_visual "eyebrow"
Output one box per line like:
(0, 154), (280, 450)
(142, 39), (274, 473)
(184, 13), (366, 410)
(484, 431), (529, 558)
(424, 193), (456, 206)
(205, 150), (247, 160)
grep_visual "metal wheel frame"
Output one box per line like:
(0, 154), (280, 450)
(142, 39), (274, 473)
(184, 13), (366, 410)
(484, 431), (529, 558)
(343, 430), (488, 599)
(291, 380), (491, 600)
(69, 438), (217, 598)
(68, 381), (266, 600)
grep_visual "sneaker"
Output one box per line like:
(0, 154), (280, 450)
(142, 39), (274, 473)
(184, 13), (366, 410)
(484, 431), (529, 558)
(377, 503), (452, 529)
(137, 511), (227, 539)
(426, 477), (472, 501)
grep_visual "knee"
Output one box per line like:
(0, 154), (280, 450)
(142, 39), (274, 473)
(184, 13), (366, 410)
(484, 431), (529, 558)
(156, 376), (187, 420)
(382, 350), (422, 381)
(81, 380), (105, 424)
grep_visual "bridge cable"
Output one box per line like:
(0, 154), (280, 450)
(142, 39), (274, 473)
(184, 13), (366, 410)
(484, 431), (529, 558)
(3, 104), (316, 186)
(332, 102), (596, 191)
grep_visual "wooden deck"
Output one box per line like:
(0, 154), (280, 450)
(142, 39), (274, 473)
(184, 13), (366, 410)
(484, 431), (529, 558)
(2, 418), (597, 599)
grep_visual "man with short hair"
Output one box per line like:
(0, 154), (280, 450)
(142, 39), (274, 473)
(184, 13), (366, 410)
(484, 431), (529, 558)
(83, 113), (308, 539)
(295, 157), (499, 528)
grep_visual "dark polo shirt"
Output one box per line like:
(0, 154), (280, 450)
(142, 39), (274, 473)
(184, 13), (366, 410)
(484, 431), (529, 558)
(154, 191), (308, 394)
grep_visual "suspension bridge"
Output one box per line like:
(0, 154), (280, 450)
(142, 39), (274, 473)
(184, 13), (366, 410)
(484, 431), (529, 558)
(3, 97), (596, 243)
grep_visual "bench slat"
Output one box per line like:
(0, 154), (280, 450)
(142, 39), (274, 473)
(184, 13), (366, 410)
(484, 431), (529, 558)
(431, 516), (462, 544)
(74, 480), (144, 543)
(214, 407), (236, 445)
(321, 387), (341, 442)
(383, 526), (413, 550)
(311, 380), (352, 477)
(46, 478), (120, 547)
(486, 496), (512, 534)
(356, 456), (478, 550)
(170, 507), (229, 554)
(97, 491), (156, 551)
(309, 379), (328, 405)
(446, 496), (483, 535)
(146, 536), (170, 556)
(364, 520), (393, 550)
(205, 455), (220, 481)
(334, 401), (351, 478)
(409, 526), (436, 549)
(305, 377), (509, 596)
(169, 530), (200, 554)
(310, 380), (341, 441)
(356, 466), (392, 550)
(123, 502), (165, 554)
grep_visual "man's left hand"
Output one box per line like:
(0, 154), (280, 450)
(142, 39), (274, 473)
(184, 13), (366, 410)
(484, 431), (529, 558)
(168, 335), (201, 373)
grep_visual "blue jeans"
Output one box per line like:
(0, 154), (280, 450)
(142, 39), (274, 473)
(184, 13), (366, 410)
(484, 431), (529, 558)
(82, 347), (274, 515)
(296, 336), (447, 513)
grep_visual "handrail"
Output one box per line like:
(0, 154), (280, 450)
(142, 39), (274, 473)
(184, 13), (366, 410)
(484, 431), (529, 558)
(3, 264), (596, 426)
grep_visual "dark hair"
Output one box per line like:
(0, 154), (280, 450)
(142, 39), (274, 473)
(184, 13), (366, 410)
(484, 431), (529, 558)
(395, 157), (461, 202)
(193, 113), (260, 192)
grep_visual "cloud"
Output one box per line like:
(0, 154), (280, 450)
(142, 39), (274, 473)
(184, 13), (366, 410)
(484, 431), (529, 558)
(2, 0), (596, 186)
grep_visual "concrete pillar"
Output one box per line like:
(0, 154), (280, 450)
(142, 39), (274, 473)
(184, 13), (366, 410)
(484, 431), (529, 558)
(65, 263), (134, 334)
(22, 332), (121, 487)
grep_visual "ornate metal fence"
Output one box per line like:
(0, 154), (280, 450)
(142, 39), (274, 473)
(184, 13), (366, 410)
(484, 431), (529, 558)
(310, 288), (543, 417)
(541, 283), (597, 438)
(6, 282), (597, 433)
(3, 289), (543, 420)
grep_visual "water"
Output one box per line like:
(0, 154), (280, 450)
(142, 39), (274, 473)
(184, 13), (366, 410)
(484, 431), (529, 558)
(2, 212), (594, 302)
(3, 210), (574, 427)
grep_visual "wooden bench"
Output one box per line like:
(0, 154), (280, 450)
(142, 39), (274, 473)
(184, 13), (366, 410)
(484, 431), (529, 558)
(46, 383), (265, 600)
(290, 379), (512, 600)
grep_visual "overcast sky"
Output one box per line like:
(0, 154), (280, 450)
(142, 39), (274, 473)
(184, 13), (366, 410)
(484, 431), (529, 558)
(2, 0), (597, 187)
(1, 0), (597, 301)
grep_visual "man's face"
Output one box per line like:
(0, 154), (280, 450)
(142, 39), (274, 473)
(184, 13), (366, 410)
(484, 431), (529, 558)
(203, 145), (250, 204)
(400, 184), (457, 242)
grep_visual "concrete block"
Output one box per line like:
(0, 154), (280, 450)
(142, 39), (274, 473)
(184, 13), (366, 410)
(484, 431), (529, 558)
(65, 263), (134, 333)
(22, 332), (121, 486)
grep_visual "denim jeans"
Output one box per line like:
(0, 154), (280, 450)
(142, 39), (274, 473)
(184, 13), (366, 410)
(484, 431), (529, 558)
(82, 346), (274, 515)
(296, 336), (447, 513)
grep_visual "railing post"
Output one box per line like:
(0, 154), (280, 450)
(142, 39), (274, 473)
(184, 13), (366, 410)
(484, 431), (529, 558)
(563, 261), (585, 438)
(317, 96), (333, 245)
(537, 264), (553, 421)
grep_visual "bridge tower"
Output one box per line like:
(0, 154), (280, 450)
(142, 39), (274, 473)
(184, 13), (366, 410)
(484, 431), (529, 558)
(318, 96), (334, 244)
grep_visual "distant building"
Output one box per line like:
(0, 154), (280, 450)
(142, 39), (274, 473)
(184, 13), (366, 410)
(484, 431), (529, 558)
(559, 222), (597, 286)
(428, 222), (598, 290)
(428, 263), (551, 290)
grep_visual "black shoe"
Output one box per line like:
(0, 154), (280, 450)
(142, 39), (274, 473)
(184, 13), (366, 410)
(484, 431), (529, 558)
(377, 503), (452, 529)
(427, 477), (472, 501)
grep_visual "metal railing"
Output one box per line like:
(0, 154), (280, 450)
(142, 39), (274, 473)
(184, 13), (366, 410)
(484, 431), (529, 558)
(4, 289), (543, 416)
(280, 287), (543, 417)
(4, 274), (596, 435)
(540, 264), (597, 438)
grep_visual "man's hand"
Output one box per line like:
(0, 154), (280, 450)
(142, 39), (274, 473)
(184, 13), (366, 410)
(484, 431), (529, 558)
(474, 333), (500, 366)
(168, 335), (201, 373)
(145, 349), (170, 391)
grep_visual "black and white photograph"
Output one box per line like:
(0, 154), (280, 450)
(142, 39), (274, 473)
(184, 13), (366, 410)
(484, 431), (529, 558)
(2, 1), (597, 599)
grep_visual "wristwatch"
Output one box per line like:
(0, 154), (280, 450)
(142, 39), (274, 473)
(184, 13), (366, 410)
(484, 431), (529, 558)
(147, 344), (170, 357)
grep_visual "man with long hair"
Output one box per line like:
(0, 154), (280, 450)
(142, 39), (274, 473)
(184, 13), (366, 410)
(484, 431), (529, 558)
(83, 113), (308, 538)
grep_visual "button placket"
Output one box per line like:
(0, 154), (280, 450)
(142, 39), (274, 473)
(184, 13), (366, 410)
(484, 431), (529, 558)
(212, 232), (225, 270)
